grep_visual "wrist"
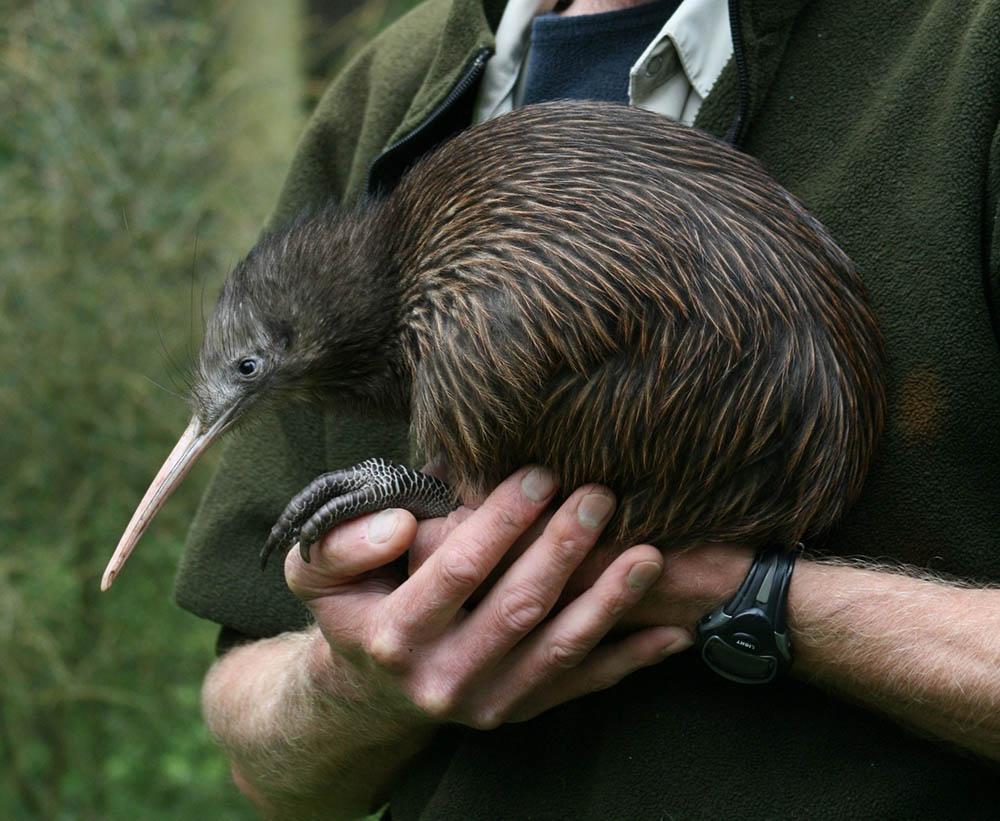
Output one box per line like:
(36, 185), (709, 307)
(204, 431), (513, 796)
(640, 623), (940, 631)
(305, 627), (353, 697)
(695, 547), (797, 683)
(665, 544), (756, 607)
(305, 627), (438, 736)
(305, 628), (393, 713)
(630, 543), (755, 631)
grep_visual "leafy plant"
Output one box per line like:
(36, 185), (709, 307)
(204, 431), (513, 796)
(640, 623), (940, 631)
(0, 1), (301, 815)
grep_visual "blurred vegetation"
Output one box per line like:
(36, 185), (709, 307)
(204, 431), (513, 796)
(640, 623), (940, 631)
(0, 0), (414, 816)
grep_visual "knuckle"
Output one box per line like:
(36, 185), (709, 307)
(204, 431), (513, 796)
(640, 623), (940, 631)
(284, 559), (325, 602)
(410, 682), (457, 720)
(481, 494), (533, 538)
(598, 586), (631, 620)
(367, 628), (409, 670)
(493, 584), (549, 634)
(468, 705), (505, 731)
(436, 539), (489, 593)
(543, 637), (591, 670)
(284, 569), (308, 600)
(547, 533), (588, 568)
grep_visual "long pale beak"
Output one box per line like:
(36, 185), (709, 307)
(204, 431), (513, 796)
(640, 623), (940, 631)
(101, 413), (229, 591)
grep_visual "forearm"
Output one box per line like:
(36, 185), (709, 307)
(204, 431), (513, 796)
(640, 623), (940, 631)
(201, 627), (433, 819)
(788, 559), (1000, 761)
(637, 545), (1000, 761)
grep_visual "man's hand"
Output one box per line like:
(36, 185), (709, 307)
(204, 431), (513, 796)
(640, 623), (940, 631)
(203, 467), (689, 818)
(287, 466), (688, 729)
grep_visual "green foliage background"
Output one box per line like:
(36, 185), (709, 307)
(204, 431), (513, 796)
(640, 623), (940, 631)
(0, 0), (415, 815)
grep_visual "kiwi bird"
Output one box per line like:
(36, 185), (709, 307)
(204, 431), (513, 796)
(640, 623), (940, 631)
(102, 100), (886, 591)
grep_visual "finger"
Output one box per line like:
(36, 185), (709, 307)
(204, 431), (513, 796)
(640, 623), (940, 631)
(408, 506), (475, 575)
(387, 466), (558, 640)
(508, 625), (692, 723)
(452, 485), (618, 666)
(286, 508), (418, 602)
(474, 544), (664, 711)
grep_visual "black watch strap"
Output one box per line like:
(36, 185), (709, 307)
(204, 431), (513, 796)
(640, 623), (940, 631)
(694, 547), (797, 684)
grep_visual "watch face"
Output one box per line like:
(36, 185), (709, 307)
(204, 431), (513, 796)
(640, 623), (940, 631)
(700, 634), (778, 684)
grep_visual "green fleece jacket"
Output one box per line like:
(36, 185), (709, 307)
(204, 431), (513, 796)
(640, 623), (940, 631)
(176, 0), (1000, 816)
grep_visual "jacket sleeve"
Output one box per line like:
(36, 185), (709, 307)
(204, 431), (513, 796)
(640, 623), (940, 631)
(988, 119), (1000, 354)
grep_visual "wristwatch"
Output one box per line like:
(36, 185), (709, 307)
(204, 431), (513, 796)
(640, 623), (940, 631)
(694, 547), (798, 684)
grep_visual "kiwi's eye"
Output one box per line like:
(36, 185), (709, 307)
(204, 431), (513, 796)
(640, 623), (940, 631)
(237, 357), (260, 377)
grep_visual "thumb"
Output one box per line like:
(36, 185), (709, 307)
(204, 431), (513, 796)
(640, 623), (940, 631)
(286, 508), (418, 601)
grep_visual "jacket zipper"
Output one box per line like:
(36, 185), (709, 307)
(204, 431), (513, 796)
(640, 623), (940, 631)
(366, 47), (493, 197)
(724, 0), (751, 147)
(366, 12), (749, 173)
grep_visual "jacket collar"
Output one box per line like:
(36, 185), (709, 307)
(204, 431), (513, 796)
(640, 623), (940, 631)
(371, 0), (814, 196)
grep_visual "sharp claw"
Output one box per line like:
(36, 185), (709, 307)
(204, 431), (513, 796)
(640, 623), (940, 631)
(259, 530), (281, 570)
(261, 460), (455, 576)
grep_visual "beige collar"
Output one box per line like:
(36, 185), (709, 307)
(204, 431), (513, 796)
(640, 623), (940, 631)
(473, 0), (733, 125)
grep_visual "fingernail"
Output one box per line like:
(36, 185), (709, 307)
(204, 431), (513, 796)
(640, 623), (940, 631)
(627, 560), (662, 590)
(577, 492), (614, 529)
(367, 509), (398, 544)
(660, 630), (693, 657)
(521, 467), (556, 502)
